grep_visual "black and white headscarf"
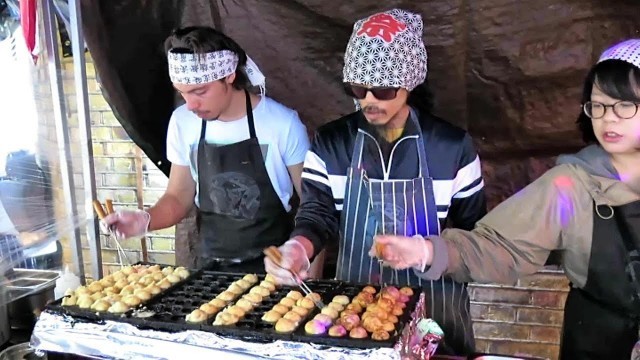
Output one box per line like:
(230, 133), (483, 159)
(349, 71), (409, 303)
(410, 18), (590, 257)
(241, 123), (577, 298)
(343, 9), (428, 91)
(167, 49), (266, 95)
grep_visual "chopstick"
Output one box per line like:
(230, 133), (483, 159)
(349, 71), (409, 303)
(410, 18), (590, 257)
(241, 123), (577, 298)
(93, 198), (132, 266)
(93, 200), (108, 220)
(263, 246), (325, 309)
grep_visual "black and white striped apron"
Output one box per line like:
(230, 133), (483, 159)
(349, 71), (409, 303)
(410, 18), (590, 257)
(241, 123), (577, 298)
(336, 111), (475, 355)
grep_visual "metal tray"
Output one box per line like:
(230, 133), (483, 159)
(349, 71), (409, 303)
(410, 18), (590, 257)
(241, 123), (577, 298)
(3, 269), (59, 302)
(48, 270), (421, 349)
(45, 264), (197, 323)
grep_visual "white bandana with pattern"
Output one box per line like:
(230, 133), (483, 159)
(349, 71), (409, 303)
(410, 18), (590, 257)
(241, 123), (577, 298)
(167, 49), (266, 94)
(343, 9), (428, 91)
(598, 39), (640, 70)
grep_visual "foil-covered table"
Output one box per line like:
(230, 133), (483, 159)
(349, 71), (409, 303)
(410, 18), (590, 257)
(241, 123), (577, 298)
(31, 294), (428, 360)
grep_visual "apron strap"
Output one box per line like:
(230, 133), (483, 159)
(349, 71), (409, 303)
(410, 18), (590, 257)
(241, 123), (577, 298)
(409, 108), (430, 178)
(245, 90), (257, 139)
(199, 89), (257, 142)
(199, 119), (207, 141)
(350, 130), (367, 170)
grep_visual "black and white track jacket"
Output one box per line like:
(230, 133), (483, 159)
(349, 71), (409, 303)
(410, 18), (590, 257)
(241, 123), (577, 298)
(291, 109), (487, 257)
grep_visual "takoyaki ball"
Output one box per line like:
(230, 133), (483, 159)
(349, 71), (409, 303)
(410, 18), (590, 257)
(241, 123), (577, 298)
(304, 320), (326, 335)
(279, 297), (296, 308)
(286, 290), (303, 301)
(186, 309), (208, 323)
(338, 313), (360, 331)
(382, 321), (395, 332)
(327, 302), (344, 312)
(376, 297), (394, 311)
(209, 298), (227, 308)
(234, 298), (254, 312)
(372, 330), (390, 341)
(77, 295), (94, 309)
(235, 279), (252, 290)
(363, 316), (384, 333)
(91, 300), (111, 312)
(122, 295), (142, 307)
(313, 314), (333, 328)
(328, 325), (347, 337)
(349, 326), (368, 339)
(242, 273), (259, 284)
(213, 312), (239, 325)
(380, 286), (400, 301)
(249, 286), (270, 297)
(291, 306), (309, 317)
(306, 293), (322, 303)
(226, 305), (246, 318)
(107, 301), (129, 314)
(261, 310), (282, 324)
(345, 303), (363, 313)
(199, 303), (219, 315)
(242, 292), (263, 305)
(283, 311), (303, 324)
(361, 286), (377, 294)
(399, 287), (414, 297)
(259, 280), (276, 292)
(274, 318), (296, 333)
(216, 291), (236, 302)
(296, 297), (315, 310)
(320, 307), (339, 319)
(332, 295), (350, 305)
(264, 274), (278, 285)
(133, 289), (152, 301)
(271, 304), (290, 315)
(227, 283), (244, 295)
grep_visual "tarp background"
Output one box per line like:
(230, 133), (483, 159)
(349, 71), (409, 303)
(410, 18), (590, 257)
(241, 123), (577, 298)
(79, 0), (640, 268)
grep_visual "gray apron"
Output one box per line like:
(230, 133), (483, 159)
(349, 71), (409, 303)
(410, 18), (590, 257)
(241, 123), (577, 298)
(336, 110), (475, 355)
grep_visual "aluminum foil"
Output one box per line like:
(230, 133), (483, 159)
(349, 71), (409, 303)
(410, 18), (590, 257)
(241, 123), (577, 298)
(32, 294), (430, 360)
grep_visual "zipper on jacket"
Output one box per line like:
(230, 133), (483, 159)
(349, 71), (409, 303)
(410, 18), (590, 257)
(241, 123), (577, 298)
(357, 129), (419, 181)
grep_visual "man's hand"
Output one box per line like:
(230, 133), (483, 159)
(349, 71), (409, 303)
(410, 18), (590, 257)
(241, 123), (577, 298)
(101, 210), (150, 240)
(264, 239), (311, 286)
(369, 234), (433, 271)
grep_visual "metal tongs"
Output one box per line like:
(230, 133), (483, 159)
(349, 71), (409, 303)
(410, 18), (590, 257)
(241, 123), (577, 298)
(263, 246), (325, 309)
(374, 241), (397, 286)
(93, 199), (131, 265)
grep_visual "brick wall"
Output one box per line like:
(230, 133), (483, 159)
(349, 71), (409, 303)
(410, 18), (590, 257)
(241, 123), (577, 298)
(41, 52), (569, 359)
(470, 270), (569, 359)
(58, 54), (175, 275)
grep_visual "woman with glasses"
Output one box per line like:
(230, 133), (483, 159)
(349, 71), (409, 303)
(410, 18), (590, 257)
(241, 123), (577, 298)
(265, 9), (487, 355)
(375, 39), (640, 360)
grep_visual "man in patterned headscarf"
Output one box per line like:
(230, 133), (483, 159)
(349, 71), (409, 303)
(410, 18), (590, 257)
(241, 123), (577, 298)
(266, 9), (487, 355)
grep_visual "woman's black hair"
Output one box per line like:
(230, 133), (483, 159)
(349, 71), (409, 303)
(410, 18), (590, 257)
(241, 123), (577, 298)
(577, 59), (640, 143)
(164, 26), (250, 90)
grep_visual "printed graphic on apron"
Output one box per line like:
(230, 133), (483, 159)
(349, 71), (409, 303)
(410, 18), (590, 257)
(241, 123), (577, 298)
(208, 172), (260, 220)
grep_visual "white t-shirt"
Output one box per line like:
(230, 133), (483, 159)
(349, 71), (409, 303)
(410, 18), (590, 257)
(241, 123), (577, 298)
(166, 96), (310, 211)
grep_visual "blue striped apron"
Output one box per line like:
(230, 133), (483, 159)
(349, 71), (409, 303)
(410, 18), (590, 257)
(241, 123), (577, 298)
(335, 110), (475, 355)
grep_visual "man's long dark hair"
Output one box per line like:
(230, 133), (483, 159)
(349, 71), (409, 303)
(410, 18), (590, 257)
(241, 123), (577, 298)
(407, 79), (435, 116)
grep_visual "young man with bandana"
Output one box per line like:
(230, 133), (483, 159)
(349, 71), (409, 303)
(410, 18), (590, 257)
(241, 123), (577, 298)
(265, 9), (486, 355)
(102, 27), (310, 272)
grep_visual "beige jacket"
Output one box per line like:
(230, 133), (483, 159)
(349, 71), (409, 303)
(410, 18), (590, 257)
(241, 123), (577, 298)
(420, 145), (640, 288)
